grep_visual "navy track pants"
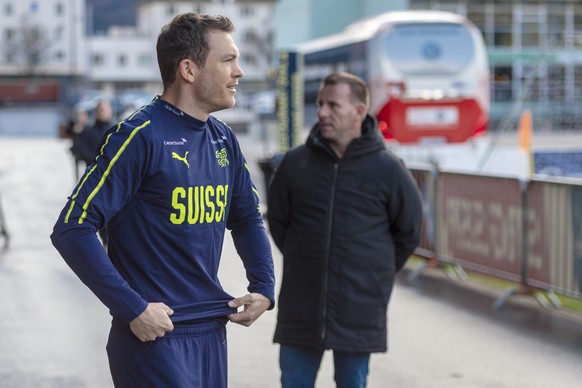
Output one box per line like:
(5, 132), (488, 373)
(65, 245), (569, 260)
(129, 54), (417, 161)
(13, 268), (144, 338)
(106, 319), (228, 387)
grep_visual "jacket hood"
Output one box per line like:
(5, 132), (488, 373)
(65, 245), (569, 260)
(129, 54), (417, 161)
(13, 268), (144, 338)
(306, 114), (386, 160)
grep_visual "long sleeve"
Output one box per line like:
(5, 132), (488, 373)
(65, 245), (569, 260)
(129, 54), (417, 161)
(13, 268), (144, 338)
(226, 136), (275, 308)
(50, 121), (151, 323)
(231, 219), (275, 308)
(51, 202), (148, 323)
(389, 162), (424, 272)
(266, 155), (290, 252)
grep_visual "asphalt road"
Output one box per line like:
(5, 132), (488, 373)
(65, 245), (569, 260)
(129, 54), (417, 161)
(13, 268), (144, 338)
(0, 135), (581, 387)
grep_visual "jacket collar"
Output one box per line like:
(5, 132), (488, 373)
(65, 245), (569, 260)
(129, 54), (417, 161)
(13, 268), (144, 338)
(307, 114), (385, 159)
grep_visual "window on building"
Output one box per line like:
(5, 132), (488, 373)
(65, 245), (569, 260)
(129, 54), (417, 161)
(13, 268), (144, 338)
(435, 1), (465, 16)
(118, 54), (127, 66)
(468, 4), (486, 29)
(494, 6), (512, 47)
(167, 5), (175, 17)
(574, 65), (582, 102)
(54, 25), (64, 40)
(493, 65), (512, 102)
(54, 50), (65, 62)
(409, 1), (429, 11)
(547, 5), (566, 46)
(521, 22), (541, 47)
(574, 4), (582, 47)
(30, 52), (40, 65)
(92, 53), (104, 66)
(467, 3), (488, 46)
(520, 7), (544, 48)
(244, 30), (258, 43)
(55, 2), (64, 16)
(5, 28), (15, 42)
(4, 2), (13, 15)
(240, 5), (254, 17)
(521, 64), (543, 102)
(546, 65), (565, 102)
(242, 54), (257, 67)
(138, 53), (151, 66)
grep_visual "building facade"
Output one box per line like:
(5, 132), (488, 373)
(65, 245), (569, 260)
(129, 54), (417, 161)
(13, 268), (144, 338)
(90, 0), (276, 96)
(0, 0), (86, 77)
(0, 0), (276, 105)
(3, 0), (582, 132)
(410, 0), (582, 130)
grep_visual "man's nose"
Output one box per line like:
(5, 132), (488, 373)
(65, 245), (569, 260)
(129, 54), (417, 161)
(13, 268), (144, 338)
(318, 104), (329, 118)
(234, 62), (244, 78)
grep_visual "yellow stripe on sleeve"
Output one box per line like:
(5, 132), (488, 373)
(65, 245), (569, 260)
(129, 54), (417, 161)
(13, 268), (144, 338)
(64, 120), (151, 224)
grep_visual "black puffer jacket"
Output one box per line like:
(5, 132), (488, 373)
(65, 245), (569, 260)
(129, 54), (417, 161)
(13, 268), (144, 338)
(267, 114), (423, 353)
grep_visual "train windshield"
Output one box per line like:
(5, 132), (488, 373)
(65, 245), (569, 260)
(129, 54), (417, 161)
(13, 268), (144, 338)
(384, 22), (474, 75)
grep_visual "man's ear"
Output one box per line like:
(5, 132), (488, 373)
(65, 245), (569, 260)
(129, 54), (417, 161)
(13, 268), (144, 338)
(356, 102), (367, 120)
(178, 59), (197, 83)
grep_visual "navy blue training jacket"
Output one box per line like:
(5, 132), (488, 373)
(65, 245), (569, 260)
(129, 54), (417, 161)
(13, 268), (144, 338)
(51, 97), (275, 324)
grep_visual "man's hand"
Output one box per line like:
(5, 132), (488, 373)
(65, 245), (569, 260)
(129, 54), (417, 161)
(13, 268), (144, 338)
(129, 302), (174, 342)
(227, 293), (271, 327)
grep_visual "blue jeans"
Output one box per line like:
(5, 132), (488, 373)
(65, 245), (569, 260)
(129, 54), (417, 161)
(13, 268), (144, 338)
(280, 345), (370, 388)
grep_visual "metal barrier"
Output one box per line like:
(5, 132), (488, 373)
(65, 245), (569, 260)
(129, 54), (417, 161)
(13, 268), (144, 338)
(526, 178), (582, 300)
(409, 166), (582, 309)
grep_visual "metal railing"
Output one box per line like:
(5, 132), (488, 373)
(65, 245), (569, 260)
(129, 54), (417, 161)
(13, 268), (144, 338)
(409, 165), (582, 309)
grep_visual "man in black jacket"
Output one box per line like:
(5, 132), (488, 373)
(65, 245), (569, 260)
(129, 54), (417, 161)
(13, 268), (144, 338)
(71, 99), (113, 169)
(267, 72), (423, 387)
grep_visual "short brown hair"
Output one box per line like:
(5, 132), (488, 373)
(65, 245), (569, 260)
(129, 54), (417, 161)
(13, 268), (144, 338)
(156, 13), (234, 88)
(321, 72), (370, 109)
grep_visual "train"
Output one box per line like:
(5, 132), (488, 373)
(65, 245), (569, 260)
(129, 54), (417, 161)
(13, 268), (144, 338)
(287, 10), (490, 144)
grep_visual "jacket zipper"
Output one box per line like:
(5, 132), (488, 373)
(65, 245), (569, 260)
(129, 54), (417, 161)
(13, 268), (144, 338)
(320, 162), (338, 343)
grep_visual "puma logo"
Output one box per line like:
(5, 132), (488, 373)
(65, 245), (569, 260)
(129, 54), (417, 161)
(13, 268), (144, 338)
(172, 151), (190, 168)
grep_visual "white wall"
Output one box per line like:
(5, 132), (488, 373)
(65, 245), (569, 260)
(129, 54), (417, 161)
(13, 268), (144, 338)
(0, 0), (86, 76)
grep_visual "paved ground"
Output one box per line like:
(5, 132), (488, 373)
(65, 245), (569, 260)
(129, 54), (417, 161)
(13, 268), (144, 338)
(0, 135), (581, 387)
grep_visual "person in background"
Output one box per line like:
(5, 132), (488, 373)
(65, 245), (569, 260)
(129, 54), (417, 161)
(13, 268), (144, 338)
(267, 71), (423, 387)
(65, 109), (89, 179)
(51, 12), (275, 387)
(69, 100), (114, 245)
(73, 99), (113, 168)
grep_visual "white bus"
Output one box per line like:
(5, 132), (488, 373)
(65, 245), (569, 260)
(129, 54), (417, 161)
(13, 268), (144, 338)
(291, 10), (490, 143)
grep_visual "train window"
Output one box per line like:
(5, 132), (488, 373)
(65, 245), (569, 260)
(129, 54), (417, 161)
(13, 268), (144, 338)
(383, 23), (474, 75)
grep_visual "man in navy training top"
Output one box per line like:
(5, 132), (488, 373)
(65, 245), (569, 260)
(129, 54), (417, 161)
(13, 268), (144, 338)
(51, 12), (275, 387)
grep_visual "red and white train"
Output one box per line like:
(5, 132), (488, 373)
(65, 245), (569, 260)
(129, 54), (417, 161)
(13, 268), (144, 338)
(293, 10), (490, 143)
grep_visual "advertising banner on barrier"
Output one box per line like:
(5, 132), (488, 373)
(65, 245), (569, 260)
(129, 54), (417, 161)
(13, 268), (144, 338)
(409, 167), (582, 298)
(437, 173), (523, 279)
(528, 181), (582, 296)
